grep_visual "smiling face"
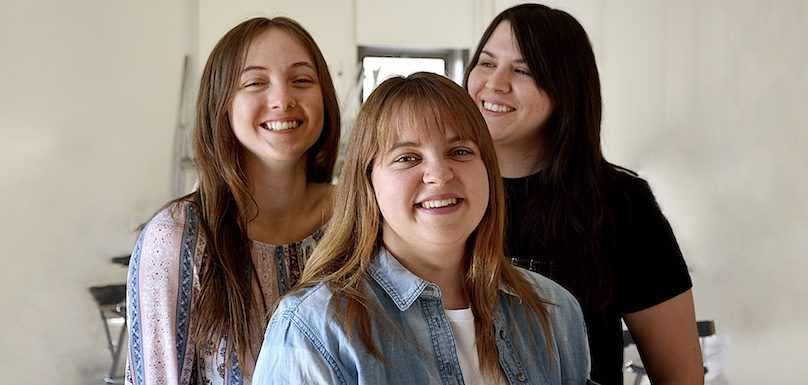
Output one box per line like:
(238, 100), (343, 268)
(370, 123), (489, 266)
(229, 27), (324, 171)
(466, 20), (554, 159)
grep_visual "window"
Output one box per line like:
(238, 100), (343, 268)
(358, 47), (468, 101)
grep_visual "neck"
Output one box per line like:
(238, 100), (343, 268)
(244, 157), (323, 244)
(385, 242), (469, 310)
(494, 142), (544, 178)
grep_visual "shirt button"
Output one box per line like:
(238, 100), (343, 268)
(499, 329), (506, 339)
(516, 372), (527, 382)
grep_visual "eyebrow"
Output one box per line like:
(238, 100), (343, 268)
(388, 141), (418, 151)
(480, 50), (526, 64)
(241, 61), (316, 74)
(241, 65), (267, 73)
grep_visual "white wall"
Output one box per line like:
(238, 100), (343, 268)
(356, 0), (474, 48)
(0, 1), (187, 383)
(585, 0), (808, 383)
(197, 0), (357, 109)
(660, 1), (808, 383)
(1, 1), (805, 384)
(547, 1), (808, 383)
(0, 1), (355, 383)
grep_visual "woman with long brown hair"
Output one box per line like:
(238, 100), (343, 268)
(465, 4), (703, 384)
(252, 72), (592, 384)
(125, 16), (339, 384)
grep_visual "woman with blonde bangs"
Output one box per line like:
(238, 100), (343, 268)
(253, 72), (593, 385)
(126, 17), (339, 384)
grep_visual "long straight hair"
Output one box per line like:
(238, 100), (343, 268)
(464, 4), (614, 310)
(187, 16), (339, 372)
(299, 72), (552, 379)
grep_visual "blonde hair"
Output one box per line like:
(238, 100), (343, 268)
(299, 72), (552, 378)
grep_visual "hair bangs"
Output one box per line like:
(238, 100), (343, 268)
(374, 75), (488, 156)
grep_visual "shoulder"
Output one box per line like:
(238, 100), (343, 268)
(275, 282), (334, 312)
(257, 282), (348, 383)
(514, 270), (592, 382)
(142, 199), (201, 234)
(515, 268), (581, 313)
(264, 283), (348, 368)
(132, 199), (206, 270)
(605, 164), (650, 194)
(270, 282), (343, 335)
(127, 201), (203, 344)
(604, 164), (663, 213)
(512, 267), (588, 364)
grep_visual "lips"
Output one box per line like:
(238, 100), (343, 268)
(482, 100), (515, 113)
(260, 120), (301, 131)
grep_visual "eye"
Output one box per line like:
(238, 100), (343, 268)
(243, 79), (267, 88)
(393, 154), (418, 163)
(292, 77), (315, 85)
(450, 146), (475, 158)
(514, 67), (531, 76)
(478, 60), (496, 69)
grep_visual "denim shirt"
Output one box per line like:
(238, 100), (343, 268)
(253, 249), (593, 385)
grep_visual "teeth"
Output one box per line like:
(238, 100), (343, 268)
(483, 101), (514, 113)
(421, 198), (458, 209)
(263, 120), (300, 131)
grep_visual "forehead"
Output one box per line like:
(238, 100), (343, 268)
(244, 27), (314, 67)
(482, 20), (521, 56)
(380, 97), (476, 149)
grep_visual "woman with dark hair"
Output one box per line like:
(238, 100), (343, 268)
(464, 4), (703, 385)
(252, 72), (593, 384)
(125, 16), (340, 384)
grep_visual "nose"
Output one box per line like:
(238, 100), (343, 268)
(422, 159), (454, 186)
(485, 66), (511, 93)
(268, 84), (296, 110)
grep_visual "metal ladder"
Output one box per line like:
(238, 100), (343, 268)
(88, 284), (128, 384)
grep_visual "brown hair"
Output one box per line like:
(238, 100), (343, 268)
(299, 72), (551, 379)
(190, 16), (339, 373)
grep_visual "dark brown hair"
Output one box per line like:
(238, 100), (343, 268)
(464, 4), (614, 309)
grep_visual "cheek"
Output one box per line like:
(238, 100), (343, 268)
(466, 69), (483, 96)
(375, 184), (396, 210)
(374, 188), (401, 230)
(470, 164), (490, 205)
(370, 173), (389, 216)
(311, 92), (325, 114)
(479, 174), (490, 205)
(230, 96), (259, 123)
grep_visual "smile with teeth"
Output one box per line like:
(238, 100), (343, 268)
(483, 101), (515, 113)
(261, 120), (301, 131)
(420, 197), (459, 209)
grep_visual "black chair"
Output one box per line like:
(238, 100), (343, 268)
(88, 284), (127, 384)
(623, 320), (716, 385)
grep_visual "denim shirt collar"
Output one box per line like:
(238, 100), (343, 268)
(367, 248), (520, 311)
(367, 248), (431, 311)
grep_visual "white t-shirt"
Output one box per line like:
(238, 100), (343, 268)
(444, 308), (508, 385)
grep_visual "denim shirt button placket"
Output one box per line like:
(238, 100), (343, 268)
(516, 372), (527, 382)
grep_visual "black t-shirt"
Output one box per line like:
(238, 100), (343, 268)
(503, 166), (692, 385)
